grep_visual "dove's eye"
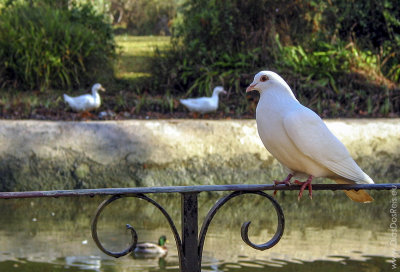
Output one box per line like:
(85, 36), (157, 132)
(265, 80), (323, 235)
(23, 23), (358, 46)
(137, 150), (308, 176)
(260, 75), (269, 82)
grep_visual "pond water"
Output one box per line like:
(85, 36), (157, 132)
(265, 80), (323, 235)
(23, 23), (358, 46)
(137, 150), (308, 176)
(0, 189), (397, 271)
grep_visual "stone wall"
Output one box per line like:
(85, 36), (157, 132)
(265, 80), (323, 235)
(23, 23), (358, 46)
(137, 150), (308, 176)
(0, 119), (398, 191)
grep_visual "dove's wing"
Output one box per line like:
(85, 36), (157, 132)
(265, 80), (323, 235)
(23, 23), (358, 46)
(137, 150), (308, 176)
(283, 106), (373, 184)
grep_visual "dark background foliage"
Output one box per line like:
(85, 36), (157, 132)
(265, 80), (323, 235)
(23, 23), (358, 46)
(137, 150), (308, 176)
(111, 0), (177, 35)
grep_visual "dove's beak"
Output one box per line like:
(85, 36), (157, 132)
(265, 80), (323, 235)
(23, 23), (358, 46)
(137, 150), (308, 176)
(246, 83), (257, 93)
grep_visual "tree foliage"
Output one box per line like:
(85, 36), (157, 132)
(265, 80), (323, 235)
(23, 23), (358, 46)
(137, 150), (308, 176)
(111, 0), (177, 35)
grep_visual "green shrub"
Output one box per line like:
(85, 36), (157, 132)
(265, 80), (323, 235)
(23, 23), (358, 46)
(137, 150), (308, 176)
(274, 38), (398, 117)
(0, 2), (116, 90)
(320, 0), (400, 83)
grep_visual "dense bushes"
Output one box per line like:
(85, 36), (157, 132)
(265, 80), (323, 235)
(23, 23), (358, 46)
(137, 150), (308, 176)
(320, 0), (400, 83)
(151, 0), (400, 117)
(0, 2), (116, 90)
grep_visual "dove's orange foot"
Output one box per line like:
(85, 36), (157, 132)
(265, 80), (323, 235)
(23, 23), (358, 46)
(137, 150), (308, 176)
(273, 173), (293, 196)
(295, 175), (313, 200)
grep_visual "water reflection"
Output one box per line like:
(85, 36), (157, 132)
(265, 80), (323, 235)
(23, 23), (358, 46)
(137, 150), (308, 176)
(0, 254), (393, 272)
(0, 189), (396, 271)
(65, 256), (102, 271)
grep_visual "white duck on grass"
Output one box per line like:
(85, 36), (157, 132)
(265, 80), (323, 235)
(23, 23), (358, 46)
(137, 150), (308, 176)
(63, 83), (105, 117)
(180, 86), (227, 116)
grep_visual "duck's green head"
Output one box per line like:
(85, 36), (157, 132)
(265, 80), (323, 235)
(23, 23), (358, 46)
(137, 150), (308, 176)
(158, 235), (167, 246)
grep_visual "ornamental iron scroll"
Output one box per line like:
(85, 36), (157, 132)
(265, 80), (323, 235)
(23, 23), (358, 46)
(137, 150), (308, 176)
(198, 191), (284, 262)
(90, 190), (285, 272)
(91, 194), (183, 261)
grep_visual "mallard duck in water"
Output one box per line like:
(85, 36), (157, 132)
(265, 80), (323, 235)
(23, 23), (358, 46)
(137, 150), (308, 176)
(63, 83), (105, 117)
(133, 235), (168, 257)
(180, 86), (226, 116)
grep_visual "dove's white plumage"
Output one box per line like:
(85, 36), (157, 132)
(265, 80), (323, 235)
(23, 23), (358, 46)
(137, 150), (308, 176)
(247, 71), (373, 202)
(63, 83), (105, 112)
(180, 86), (226, 114)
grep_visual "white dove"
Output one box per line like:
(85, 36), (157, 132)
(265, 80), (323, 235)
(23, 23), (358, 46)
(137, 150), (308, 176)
(246, 71), (374, 203)
(63, 83), (105, 117)
(180, 86), (227, 116)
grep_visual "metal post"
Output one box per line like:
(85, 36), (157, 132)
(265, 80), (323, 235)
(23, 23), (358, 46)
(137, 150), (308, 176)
(181, 192), (200, 272)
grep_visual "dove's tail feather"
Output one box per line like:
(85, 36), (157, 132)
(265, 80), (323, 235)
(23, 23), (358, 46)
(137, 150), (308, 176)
(334, 178), (374, 203)
(343, 189), (374, 203)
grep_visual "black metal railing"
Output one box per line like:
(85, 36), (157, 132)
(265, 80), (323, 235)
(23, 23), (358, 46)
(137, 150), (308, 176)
(0, 183), (399, 272)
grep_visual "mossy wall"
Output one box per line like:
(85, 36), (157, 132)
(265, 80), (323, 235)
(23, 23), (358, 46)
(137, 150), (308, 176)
(0, 120), (398, 191)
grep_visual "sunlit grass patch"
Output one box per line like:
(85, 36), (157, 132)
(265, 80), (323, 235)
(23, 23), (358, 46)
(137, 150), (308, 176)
(116, 35), (171, 56)
(115, 35), (170, 82)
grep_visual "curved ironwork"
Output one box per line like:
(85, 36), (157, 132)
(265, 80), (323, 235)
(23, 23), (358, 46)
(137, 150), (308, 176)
(91, 194), (183, 260)
(91, 195), (138, 258)
(198, 191), (285, 262)
(90, 190), (285, 270)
